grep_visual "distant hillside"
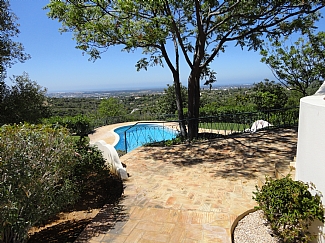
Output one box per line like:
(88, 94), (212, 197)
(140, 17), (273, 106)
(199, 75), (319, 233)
(47, 84), (253, 98)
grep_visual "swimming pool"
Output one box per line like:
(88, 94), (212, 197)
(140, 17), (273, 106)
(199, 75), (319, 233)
(114, 123), (178, 152)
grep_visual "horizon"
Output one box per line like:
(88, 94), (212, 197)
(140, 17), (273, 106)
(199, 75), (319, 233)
(47, 82), (255, 94)
(6, 1), (325, 93)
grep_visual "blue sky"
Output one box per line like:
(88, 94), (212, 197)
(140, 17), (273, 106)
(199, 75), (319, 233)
(6, 1), (325, 92)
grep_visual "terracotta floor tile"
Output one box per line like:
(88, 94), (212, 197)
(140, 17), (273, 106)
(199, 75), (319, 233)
(141, 231), (170, 242)
(135, 220), (163, 232)
(124, 228), (145, 243)
(76, 127), (298, 243)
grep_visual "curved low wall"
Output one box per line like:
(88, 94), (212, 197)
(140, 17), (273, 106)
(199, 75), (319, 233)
(230, 208), (257, 242)
(92, 140), (128, 180)
(296, 95), (325, 197)
(296, 83), (325, 243)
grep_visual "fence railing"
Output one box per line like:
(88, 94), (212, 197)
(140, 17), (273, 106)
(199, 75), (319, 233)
(112, 107), (299, 153)
(114, 121), (180, 153)
(197, 107), (299, 136)
(91, 113), (179, 130)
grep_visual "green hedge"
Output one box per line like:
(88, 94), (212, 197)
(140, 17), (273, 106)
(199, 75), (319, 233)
(0, 124), (79, 242)
(43, 115), (93, 138)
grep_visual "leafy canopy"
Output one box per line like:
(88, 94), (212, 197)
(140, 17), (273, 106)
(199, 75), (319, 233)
(46, 0), (325, 139)
(0, 0), (30, 79)
(261, 31), (325, 96)
(0, 72), (51, 125)
(252, 79), (288, 111)
(46, 0), (324, 68)
(158, 84), (187, 115)
(98, 97), (127, 118)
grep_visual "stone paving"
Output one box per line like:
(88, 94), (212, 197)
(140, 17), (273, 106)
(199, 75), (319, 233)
(77, 127), (297, 243)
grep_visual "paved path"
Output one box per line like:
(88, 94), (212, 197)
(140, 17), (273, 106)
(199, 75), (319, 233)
(77, 127), (297, 243)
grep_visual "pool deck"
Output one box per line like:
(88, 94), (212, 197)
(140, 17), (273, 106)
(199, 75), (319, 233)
(80, 124), (297, 243)
(88, 121), (181, 146)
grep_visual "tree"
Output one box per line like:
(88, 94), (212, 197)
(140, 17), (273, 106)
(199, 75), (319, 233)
(261, 31), (325, 97)
(0, 72), (51, 125)
(98, 97), (126, 118)
(252, 79), (288, 111)
(46, 0), (325, 140)
(158, 83), (187, 115)
(0, 0), (30, 79)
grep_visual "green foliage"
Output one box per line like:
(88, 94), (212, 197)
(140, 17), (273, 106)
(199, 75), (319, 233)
(158, 84), (187, 115)
(261, 31), (325, 96)
(253, 175), (324, 243)
(199, 87), (257, 117)
(163, 136), (184, 146)
(199, 103), (256, 117)
(68, 115), (92, 138)
(285, 90), (303, 108)
(0, 124), (79, 243)
(144, 135), (184, 147)
(46, 0), (324, 139)
(252, 80), (288, 111)
(98, 97), (127, 119)
(199, 122), (247, 132)
(0, 0), (30, 79)
(0, 73), (51, 125)
(43, 115), (93, 139)
(49, 97), (100, 117)
(73, 138), (108, 186)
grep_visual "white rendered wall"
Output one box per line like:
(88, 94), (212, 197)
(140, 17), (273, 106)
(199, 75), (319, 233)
(92, 140), (128, 180)
(296, 84), (325, 242)
(296, 96), (325, 197)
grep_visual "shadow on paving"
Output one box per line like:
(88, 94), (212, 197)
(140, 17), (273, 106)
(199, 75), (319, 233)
(75, 200), (129, 243)
(73, 127), (298, 242)
(146, 127), (298, 181)
(28, 173), (125, 243)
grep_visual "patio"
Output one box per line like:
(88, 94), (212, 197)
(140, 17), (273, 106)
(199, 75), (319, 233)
(78, 127), (297, 243)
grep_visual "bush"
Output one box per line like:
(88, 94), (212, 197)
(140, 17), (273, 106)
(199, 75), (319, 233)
(253, 175), (324, 243)
(43, 115), (93, 139)
(0, 124), (79, 243)
(0, 73), (51, 126)
(73, 138), (109, 186)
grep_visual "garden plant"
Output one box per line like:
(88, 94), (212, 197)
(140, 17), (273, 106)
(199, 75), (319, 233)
(253, 175), (324, 243)
(0, 123), (109, 243)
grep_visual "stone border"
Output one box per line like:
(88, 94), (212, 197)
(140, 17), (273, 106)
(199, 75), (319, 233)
(230, 208), (257, 243)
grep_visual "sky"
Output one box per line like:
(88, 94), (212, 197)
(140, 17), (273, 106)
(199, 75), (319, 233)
(6, 1), (325, 92)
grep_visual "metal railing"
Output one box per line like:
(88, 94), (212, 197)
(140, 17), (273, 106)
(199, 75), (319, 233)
(91, 113), (179, 130)
(113, 107), (299, 153)
(115, 121), (180, 153)
(197, 107), (299, 136)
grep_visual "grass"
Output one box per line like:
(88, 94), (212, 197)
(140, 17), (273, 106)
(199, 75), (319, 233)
(199, 122), (249, 132)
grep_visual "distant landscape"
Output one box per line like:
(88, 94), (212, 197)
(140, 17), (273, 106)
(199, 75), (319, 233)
(47, 84), (254, 98)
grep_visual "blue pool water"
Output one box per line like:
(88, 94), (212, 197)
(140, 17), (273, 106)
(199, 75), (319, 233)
(114, 123), (178, 152)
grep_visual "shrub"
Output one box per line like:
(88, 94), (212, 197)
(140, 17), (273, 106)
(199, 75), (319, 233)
(73, 138), (109, 186)
(253, 175), (324, 243)
(0, 73), (51, 126)
(43, 115), (93, 139)
(0, 124), (79, 243)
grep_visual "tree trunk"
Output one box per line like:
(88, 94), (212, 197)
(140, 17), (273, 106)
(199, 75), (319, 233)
(187, 69), (200, 140)
(173, 71), (187, 138)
